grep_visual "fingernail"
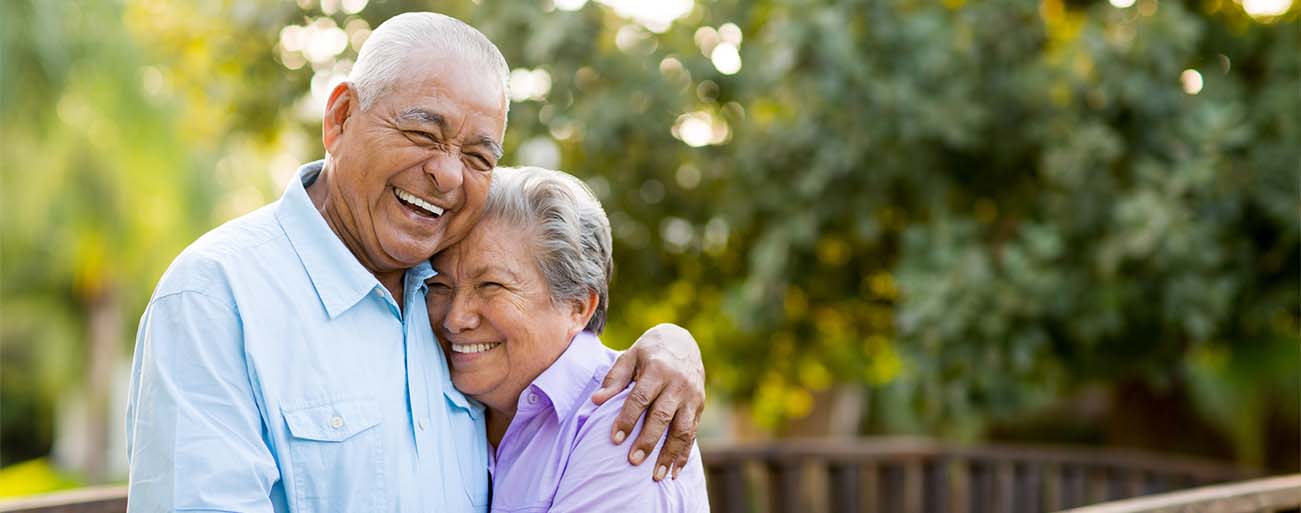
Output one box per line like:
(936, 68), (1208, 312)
(655, 465), (668, 480)
(613, 430), (626, 444)
(672, 466), (681, 480)
(632, 449), (646, 464)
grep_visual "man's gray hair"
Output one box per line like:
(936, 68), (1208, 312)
(349, 12), (510, 111)
(483, 166), (613, 334)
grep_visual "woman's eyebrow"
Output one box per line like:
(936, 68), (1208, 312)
(468, 264), (521, 283)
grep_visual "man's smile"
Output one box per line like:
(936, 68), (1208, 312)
(393, 187), (445, 218)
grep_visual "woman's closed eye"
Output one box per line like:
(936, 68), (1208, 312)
(428, 281), (453, 293)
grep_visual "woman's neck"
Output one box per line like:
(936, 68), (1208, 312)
(485, 405), (515, 447)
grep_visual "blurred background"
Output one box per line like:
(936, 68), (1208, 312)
(1, 0), (1298, 500)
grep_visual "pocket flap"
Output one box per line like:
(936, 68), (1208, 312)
(282, 398), (381, 442)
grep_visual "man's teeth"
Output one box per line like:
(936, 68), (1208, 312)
(452, 342), (501, 354)
(395, 188), (445, 217)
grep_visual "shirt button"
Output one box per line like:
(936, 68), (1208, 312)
(329, 415), (345, 429)
(373, 289), (384, 298)
(418, 419), (427, 431)
(527, 393), (538, 405)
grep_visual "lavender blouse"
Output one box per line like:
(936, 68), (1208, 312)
(485, 331), (710, 513)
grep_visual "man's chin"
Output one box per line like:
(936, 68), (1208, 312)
(379, 239), (441, 269)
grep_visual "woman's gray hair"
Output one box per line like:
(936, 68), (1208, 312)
(483, 166), (613, 334)
(349, 12), (510, 111)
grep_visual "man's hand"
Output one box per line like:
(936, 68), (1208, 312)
(591, 323), (706, 482)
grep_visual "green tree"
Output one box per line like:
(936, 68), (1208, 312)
(0, 0), (275, 479)
(3, 0), (1297, 481)
(465, 0), (1298, 466)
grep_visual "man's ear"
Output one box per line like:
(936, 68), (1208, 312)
(322, 81), (359, 154)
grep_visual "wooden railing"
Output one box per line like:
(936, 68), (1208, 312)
(701, 437), (1257, 513)
(0, 487), (125, 513)
(1059, 474), (1301, 513)
(0, 437), (1259, 513)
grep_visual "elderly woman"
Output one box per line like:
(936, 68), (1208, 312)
(426, 166), (710, 512)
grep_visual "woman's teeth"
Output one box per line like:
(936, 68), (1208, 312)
(451, 342), (501, 354)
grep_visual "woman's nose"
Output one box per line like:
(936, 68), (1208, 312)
(443, 290), (479, 334)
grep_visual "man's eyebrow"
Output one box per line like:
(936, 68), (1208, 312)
(398, 108), (446, 128)
(400, 108), (502, 159)
(475, 136), (504, 160)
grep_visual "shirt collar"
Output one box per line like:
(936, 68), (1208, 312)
(526, 331), (607, 420)
(275, 160), (389, 319)
(406, 260), (436, 297)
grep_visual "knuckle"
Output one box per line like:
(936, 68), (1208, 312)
(654, 392), (682, 409)
(660, 362), (686, 377)
(638, 375), (666, 391)
(647, 352), (673, 368)
(649, 408), (675, 425)
(673, 409), (695, 427)
(626, 389), (654, 407)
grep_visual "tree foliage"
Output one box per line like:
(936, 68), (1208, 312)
(2, 0), (1297, 471)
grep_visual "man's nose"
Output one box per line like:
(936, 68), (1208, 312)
(423, 151), (465, 194)
(443, 290), (479, 334)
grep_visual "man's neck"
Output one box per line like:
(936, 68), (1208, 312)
(306, 165), (407, 307)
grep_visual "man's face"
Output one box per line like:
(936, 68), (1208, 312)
(323, 52), (507, 272)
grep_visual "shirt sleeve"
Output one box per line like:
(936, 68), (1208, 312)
(126, 290), (279, 513)
(546, 389), (706, 513)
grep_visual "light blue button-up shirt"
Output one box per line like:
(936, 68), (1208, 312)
(126, 161), (489, 513)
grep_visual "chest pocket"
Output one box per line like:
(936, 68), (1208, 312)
(282, 398), (385, 513)
(444, 388), (489, 509)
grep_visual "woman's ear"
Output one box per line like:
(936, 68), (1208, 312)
(569, 289), (599, 333)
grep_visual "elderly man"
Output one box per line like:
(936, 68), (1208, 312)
(126, 12), (705, 513)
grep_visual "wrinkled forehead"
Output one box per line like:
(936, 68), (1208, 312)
(432, 219), (532, 278)
(388, 52), (507, 134)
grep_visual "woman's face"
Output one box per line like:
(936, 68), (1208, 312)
(426, 219), (590, 412)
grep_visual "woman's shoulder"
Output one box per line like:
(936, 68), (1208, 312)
(556, 379), (711, 513)
(570, 341), (636, 428)
(542, 335), (710, 511)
